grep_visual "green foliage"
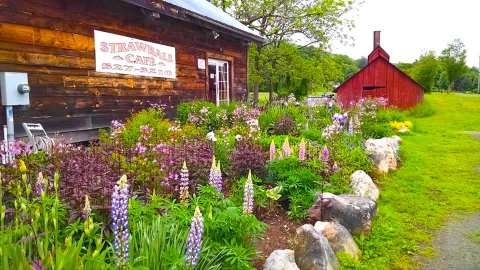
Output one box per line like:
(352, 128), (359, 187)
(259, 105), (306, 134)
(407, 100), (435, 118)
(122, 108), (169, 146)
(357, 94), (480, 268)
(409, 51), (440, 92)
(266, 157), (321, 219)
(440, 39), (467, 90)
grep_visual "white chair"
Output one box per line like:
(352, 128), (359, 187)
(22, 123), (54, 152)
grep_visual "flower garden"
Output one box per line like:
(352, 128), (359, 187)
(0, 95), (412, 269)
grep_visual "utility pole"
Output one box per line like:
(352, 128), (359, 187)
(478, 56), (480, 94)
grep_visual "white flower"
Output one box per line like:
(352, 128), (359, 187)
(206, 131), (217, 142)
(235, 134), (242, 141)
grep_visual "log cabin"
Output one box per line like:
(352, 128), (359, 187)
(0, 0), (263, 142)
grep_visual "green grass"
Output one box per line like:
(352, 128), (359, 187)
(347, 93), (480, 269)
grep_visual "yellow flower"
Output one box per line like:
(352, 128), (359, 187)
(18, 160), (27, 174)
(404, 120), (413, 128)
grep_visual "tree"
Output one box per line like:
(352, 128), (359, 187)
(409, 52), (439, 92)
(440, 39), (467, 91)
(213, 0), (356, 103)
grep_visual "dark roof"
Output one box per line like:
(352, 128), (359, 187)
(333, 56), (425, 92)
(120, 0), (264, 43)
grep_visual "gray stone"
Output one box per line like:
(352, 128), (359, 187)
(294, 224), (339, 270)
(263, 249), (299, 270)
(364, 136), (401, 174)
(350, 170), (379, 201)
(314, 221), (360, 260)
(308, 193), (377, 235)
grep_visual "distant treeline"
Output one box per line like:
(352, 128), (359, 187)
(396, 39), (478, 93)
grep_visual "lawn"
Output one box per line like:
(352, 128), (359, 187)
(351, 93), (480, 269)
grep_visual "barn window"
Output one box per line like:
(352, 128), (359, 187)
(363, 85), (385, 91)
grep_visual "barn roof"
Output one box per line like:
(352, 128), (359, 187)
(120, 0), (264, 43)
(333, 56), (425, 93)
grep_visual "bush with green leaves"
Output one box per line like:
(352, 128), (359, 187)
(121, 107), (170, 146)
(259, 105), (307, 135)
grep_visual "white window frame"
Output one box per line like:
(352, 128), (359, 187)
(208, 59), (230, 105)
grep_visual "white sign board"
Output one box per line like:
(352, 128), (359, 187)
(94, 30), (176, 79)
(197, 58), (206, 70)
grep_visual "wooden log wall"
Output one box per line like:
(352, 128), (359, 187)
(0, 0), (249, 142)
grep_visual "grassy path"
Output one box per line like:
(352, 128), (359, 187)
(351, 93), (480, 269)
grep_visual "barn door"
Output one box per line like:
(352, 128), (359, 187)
(362, 64), (387, 100)
(207, 59), (230, 105)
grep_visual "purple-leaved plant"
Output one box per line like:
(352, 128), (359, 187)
(185, 206), (204, 267)
(111, 175), (130, 267)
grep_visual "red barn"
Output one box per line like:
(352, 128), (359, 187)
(335, 31), (424, 109)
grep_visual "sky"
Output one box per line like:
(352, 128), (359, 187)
(331, 0), (480, 67)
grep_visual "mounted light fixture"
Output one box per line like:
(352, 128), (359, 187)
(212, 30), (220, 40)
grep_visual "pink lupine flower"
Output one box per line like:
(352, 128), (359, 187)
(185, 207), (204, 267)
(179, 161), (190, 203)
(298, 139), (306, 161)
(243, 170), (254, 215)
(282, 137), (292, 157)
(269, 140), (276, 161)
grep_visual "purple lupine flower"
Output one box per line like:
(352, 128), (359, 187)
(298, 139), (306, 161)
(34, 172), (46, 197)
(213, 161), (223, 193)
(185, 207), (204, 267)
(332, 162), (338, 172)
(243, 170), (254, 215)
(282, 137), (292, 157)
(179, 161), (190, 203)
(321, 146), (329, 163)
(111, 175), (130, 267)
(348, 117), (354, 135)
(269, 140), (276, 161)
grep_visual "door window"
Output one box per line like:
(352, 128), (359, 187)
(207, 59), (230, 105)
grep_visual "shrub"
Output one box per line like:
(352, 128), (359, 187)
(229, 141), (266, 178)
(51, 144), (120, 209)
(259, 105), (307, 134)
(121, 108), (169, 147)
(407, 100), (435, 118)
(272, 115), (297, 135)
(266, 157), (321, 219)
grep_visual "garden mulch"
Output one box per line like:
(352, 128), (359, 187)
(253, 207), (302, 269)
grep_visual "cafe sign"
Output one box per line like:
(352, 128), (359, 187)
(94, 30), (176, 79)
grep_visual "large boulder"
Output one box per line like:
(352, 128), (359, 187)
(308, 193), (377, 235)
(364, 136), (402, 174)
(314, 221), (360, 260)
(294, 224), (339, 270)
(350, 170), (379, 201)
(263, 249), (299, 270)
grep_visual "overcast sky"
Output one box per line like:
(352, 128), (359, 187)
(331, 0), (480, 67)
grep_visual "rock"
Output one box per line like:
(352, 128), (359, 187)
(294, 224), (339, 270)
(350, 170), (379, 201)
(364, 136), (402, 173)
(263, 249), (299, 270)
(314, 221), (360, 260)
(308, 193), (377, 235)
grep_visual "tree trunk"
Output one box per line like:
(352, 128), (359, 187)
(253, 84), (259, 106)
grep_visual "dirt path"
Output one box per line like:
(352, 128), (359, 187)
(423, 213), (480, 270)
